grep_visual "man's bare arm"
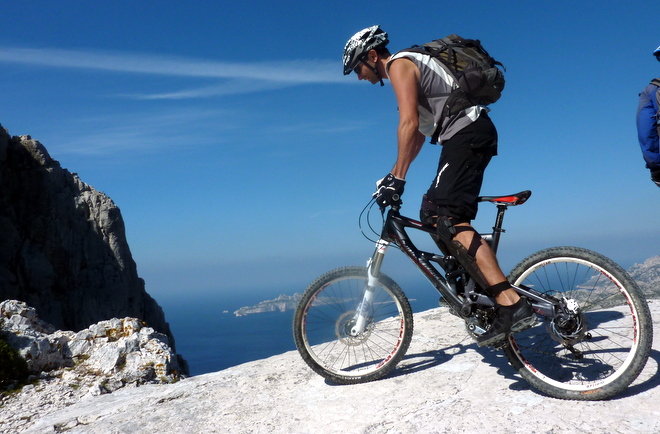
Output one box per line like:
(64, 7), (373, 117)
(388, 58), (426, 179)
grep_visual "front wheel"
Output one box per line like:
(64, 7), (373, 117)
(293, 266), (413, 384)
(506, 246), (653, 400)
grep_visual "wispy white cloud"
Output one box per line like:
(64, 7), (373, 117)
(128, 79), (293, 100)
(0, 47), (345, 84)
(0, 46), (350, 100)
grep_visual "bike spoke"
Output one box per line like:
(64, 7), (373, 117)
(294, 267), (413, 382)
(506, 247), (652, 399)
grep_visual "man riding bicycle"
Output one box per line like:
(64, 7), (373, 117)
(343, 25), (536, 347)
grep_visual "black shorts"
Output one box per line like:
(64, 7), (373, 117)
(421, 114), (498, 223)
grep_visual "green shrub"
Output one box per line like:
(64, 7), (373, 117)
(0, 335), (29, 389)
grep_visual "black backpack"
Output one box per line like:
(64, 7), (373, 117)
(406, 35), (505, 143)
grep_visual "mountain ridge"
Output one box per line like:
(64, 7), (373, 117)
(0, 125), (179, 355)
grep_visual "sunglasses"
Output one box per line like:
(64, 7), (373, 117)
(353, 57), (371, 75)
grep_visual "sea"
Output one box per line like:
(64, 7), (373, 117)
(159, 278), (441, 376)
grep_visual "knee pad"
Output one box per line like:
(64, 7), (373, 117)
(446, 239), (490, 290)
(420, 208), (438, 227)
(436, 215), (456, 243)
(437, 216), (480, 257)
(436, 216), (490, 290)
(436, 216), (513, 296)
(420, 195), (438, 226)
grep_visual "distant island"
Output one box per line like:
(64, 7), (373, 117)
(234, 293), (302, 317)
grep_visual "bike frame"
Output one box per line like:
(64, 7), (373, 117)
(352, 193), (556, 336)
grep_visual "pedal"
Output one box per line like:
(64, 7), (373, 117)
(465, 317), (487, 339)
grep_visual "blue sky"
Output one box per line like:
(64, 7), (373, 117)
(1, 1), (659, 306)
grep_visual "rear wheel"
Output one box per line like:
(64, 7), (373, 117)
(506, 247), (652, 400)
(293, 266), (413, 384)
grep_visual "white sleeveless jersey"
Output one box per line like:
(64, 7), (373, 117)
(387, 50), (485, 142)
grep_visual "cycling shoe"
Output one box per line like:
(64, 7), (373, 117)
(477, 298), (537, 348)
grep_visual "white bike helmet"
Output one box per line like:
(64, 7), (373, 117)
(654, 45), (660, 61)
(342, 25), (389, 75)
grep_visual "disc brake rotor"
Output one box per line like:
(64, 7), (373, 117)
(336, 311), (373, 345)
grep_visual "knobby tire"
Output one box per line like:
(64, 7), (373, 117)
(293, 266), (413, 384)
(506, 246), (653, 400)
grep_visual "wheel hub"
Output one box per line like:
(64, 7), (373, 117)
(336, 311), (373, 345)
(547, 299), (587, 345)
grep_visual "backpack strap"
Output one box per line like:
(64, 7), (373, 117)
(402, 46), (460, 144)
(431, 124), (442, 145)
(430, 90), (473, 144)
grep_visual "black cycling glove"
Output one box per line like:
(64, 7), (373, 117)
(373, 173), (406, 207)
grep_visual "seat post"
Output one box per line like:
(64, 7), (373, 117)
(489, 205), (508, 254)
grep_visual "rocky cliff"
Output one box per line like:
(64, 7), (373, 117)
(628, 255), (660, 298)
(0, 125), (177, 354)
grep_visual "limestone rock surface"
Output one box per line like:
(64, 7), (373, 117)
(2, 301), (659, 434)
(629, 255), (660, 298)
(0, 300), (183, 433)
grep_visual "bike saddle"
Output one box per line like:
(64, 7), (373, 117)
(478, 190), (531, 206)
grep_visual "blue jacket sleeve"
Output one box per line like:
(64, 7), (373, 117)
(636, 84), (660, 169)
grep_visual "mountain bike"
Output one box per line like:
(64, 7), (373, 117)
(292, 191), (653, 400)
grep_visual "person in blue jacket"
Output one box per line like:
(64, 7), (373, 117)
(636, 46), (660, 187)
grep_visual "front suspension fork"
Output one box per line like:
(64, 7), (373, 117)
(351, 239), (389, 335)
